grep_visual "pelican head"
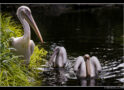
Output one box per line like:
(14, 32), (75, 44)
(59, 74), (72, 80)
(84, 54), (90, 61)
(17, 6), (44, 43)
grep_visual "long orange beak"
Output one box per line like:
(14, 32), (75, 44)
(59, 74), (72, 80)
(23, 11), (44, 44)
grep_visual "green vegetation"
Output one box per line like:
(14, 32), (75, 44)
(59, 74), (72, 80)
(0, 13), (47, 86)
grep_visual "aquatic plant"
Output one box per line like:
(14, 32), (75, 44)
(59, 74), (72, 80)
(0, 13), (47, 86)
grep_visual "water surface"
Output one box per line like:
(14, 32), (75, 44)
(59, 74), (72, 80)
(33, 4), (123, 86)
(2, 4), (123, 86)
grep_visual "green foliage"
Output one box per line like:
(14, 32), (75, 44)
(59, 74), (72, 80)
(29, 46), (47, 69)
(0, 13), (47, 86)
(0, 13), (22, 42)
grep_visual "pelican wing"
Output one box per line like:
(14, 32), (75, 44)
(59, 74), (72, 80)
(49, 48), (60, 64)
(74, 56), (84, 72)
(60, 47), (67, 65)
(90, 56), (102, 71)
(74, 56), (87, 77)
(30, 40), (35, 55)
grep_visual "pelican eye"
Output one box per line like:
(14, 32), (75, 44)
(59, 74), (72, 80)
(25, 9), (31, 15)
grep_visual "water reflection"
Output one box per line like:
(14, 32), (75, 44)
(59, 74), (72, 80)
(1, 4), (123, 86)
(41, 46), (124, 86)
(31, 5), (123, 86)
(41, 67), (68, 86)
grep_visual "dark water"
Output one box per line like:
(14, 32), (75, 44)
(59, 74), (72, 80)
(2, 4), (124, 86)
(34, 5), (123, 86)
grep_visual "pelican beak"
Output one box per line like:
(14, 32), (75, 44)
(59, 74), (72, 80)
(23, 11), (44, 44)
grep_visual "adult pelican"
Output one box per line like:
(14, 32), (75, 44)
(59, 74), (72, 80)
(48, 46), (67, 68)
(9, 6), (43, 65)
(74, 54), (102, 86)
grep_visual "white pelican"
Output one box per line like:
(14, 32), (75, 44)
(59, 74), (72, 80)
(48, 46), (67, 68)
(48, 46), (68, 84)
(9, 6), (43, 65)
(74, 54), (102, 86)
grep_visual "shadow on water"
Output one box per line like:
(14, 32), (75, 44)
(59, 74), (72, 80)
(2, 4), (123, 86)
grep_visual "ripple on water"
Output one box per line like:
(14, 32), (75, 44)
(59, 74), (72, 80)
(38, 56), (123, 86)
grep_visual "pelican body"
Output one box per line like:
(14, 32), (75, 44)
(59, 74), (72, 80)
(49, 46), (67, 68)
(9, 6), (43, 65)
(74, 54), (102, 78)
(48, 46), (68, 84)
(74, 54), (102, 86)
